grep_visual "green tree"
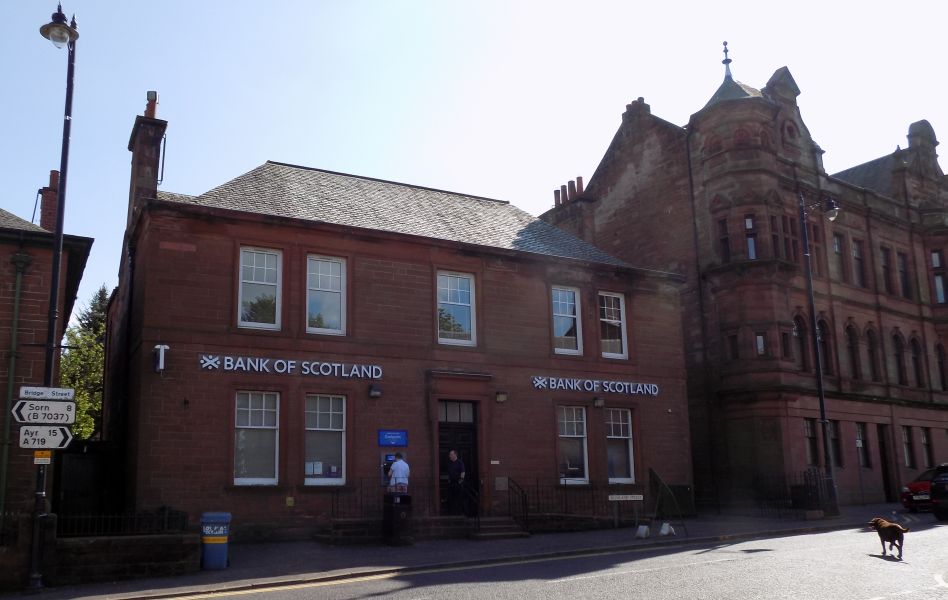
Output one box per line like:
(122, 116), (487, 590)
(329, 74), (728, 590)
(60, 285), (108, 440)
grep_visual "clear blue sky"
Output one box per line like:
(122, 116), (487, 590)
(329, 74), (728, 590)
(3, 1), (947, 315)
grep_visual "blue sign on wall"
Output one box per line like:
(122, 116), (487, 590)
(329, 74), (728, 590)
(378, 429), (408, 447)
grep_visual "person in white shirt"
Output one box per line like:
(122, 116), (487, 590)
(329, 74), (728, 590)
(388, 452), (410, 493)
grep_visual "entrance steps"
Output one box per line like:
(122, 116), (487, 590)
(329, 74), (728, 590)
(469, 516), (530, 540)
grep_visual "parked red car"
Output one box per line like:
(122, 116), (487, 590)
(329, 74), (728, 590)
(901, 465), (947, 511)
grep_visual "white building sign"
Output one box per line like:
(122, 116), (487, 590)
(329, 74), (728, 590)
(199, 354), (382, 379)
(532, 375), (659, 396)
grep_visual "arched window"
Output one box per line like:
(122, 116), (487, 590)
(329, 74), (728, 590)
(793, 316), (808, 372)
(818, 320), (833, 376)
(867, 329), (881, 382)
(893, 335), (907, 385)
(911, 339), (925, 388)
(937, 344), (946, 391)
(846, 326), (861, 380)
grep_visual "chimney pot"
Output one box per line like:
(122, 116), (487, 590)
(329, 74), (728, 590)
(561, 184), (569, 204)
(554, 189), (561, 206)
(576, 176), (584, 195)
(144, 91), (159, 119)
(567, 180), (577, 201)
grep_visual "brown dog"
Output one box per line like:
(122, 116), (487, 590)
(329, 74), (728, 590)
(868, 517), (909, 559)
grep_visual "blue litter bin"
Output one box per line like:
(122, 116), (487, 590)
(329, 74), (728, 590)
(201, 512), (231, 569)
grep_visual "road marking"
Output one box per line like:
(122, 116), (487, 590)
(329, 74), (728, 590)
(548, 556), (740, 584)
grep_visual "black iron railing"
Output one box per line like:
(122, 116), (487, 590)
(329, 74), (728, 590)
(56, 509), (188, 537)
(331, 478), (445, 519)
(753, 467), (830, 518)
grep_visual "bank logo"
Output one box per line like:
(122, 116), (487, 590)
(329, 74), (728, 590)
(200, 355), (221, 370)
(532, 376), (548, 389)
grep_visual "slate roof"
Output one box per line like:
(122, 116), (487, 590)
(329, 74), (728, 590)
(703, 76), (763, 109)
(832, 154), (898, 196)
(0, 208), (47, 233)
(157, 161), (629, 267)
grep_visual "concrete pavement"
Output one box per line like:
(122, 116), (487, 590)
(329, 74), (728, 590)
(13, 502), (932, 600)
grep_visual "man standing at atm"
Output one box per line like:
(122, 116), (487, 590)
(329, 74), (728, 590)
(388, 452), (410, 494)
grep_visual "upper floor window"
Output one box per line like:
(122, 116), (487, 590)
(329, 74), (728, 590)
(771, 216), (782, 260)
(893, 335), (908, 385)
(437, 272), (476, 346)
(817, 320), (833, 376)
(234, 391), (279, 485)
(552, 286), (582, 355)
(846, 326), (861, 380)
(793, 316), (808, 371)
(922, 427), (934, 468)
(598, 292), (628, 359)
(755, 333), (767, 356)
(829, 420), (843, 468)
(867, 329), (882, 382)
(852, 240), (866, 287)
(832, 233), (848, 283)
(307, 255), (346, 335)
(782, 215), (799, 263)
(744, 214), (758, 260)
(880, 247), (894, 295)
(810, 223), (824, 277)
(897, 252), (913, 299)
(938, 344), (947, 391)
(932, 250), (946, 304)
(718, 219), (731, 263)
(911, 339), (925, 388)
(804, 418), (819, 466)
(239, 248), (281, 330)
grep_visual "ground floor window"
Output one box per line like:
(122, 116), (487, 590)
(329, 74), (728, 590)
(605, 408), (634, 483)
(829, 420), (843, 468)
(804, 418), (818, 466)
(305, 395), (346, 485)
(234, 391), (279, 485)
(902, 426), (916, 468)
(558, 406), (588, 484)
(855, 422), (871, 468)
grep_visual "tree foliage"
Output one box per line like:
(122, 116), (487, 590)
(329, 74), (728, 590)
(60, 284), (108, 440)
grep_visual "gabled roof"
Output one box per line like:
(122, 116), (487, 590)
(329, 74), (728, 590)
(0, 208), (47, 233)
(157, 161), (629, 267)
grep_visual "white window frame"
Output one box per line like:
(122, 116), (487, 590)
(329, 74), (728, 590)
(238, 247), (282, 330)
(436, 271), (477, 346)
(552, 286), (583, 355)
(606, 408), (635, 483)
(558, 406), (589, 485)
(234, 391), (279, 486)
(306, 255), (346, 335)
(304, 394), (346, 486)
(598, 292), (628, 359)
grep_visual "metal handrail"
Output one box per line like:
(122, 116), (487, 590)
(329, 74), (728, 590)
(507, 478), (529, 531)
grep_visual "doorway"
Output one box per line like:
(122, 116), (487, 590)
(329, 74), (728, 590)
(438, 400), (478, 515)
(877, 424), (895, 502)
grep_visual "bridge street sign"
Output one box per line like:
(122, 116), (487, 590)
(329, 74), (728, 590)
(12, 400), (76, 425)
(19, 386), (75, 401)
(19, 426), (74, 449)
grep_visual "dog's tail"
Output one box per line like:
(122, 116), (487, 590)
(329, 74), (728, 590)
(898, 524), (910, 532)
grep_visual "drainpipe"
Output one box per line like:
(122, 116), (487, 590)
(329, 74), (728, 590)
(1, 251), (32, 531)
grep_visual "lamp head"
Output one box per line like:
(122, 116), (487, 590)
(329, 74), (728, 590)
(825, 198), (840, 222)
(40, 4), (78, 48)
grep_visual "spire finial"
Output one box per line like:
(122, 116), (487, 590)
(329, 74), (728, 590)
(722, 41), (732, 79)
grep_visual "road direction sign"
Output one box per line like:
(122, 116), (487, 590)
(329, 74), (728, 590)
(12, 400), (76, 424)
(18, 426), (73, 449)
(19, 386), (75, 401)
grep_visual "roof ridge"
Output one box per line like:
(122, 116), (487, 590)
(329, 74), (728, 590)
(265, 160), (510, 205)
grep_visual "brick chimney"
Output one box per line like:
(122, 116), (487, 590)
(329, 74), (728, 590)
(39, 170), (60, 232)
(127, 91), (168, 228)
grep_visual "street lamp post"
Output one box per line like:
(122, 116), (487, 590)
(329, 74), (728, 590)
(31, 4), (79, 589)
(798, 190), (841, 517)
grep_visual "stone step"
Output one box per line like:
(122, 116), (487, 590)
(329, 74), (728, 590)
(469, 529), (531, 540)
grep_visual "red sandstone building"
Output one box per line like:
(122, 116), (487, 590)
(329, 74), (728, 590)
(0, 179), (92, 582)
(103, 98), (691, 536)
(543, 54), (948, 509)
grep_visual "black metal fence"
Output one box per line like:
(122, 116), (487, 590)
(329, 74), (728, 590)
(56, 508), (189, 537)
(330, 478), (446, 519)
(0, 512), (20, 546)
(515, 479), (646, 522)
(753, 468), (831, 518)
